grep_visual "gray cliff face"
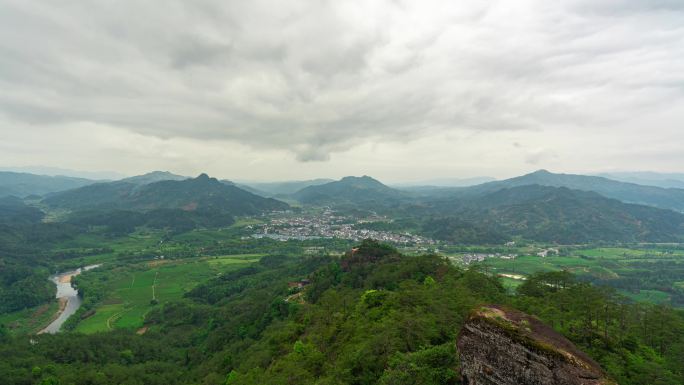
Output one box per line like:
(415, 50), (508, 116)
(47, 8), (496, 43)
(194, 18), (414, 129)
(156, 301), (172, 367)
(457, 306), (615, 385)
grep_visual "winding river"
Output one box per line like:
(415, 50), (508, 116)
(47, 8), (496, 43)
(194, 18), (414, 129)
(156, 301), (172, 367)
(39, 264), (101, 334)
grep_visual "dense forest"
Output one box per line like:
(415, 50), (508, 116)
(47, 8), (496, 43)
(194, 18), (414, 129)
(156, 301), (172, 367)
(1, 240), (683, 385)
(0, 198), (80, 313)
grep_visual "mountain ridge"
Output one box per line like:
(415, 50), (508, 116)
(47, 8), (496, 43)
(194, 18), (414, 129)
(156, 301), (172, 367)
(420, 184), (684, 244)
(44, 173), (289, 216)
(0, 171), (96, 198)
(457, 169), (684, 212)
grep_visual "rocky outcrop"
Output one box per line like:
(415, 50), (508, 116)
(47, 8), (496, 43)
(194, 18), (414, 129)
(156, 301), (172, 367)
(457, 305), (616, 385)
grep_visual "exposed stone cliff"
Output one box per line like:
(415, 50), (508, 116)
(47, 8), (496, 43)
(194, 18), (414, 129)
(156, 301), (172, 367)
(457, 305), (616, 385)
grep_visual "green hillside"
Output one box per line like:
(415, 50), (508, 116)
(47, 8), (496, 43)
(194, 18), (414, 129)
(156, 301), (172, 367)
(44, 174), (289, 215)
(1, 241), (683, 385)
(293, 176), (409, 206)
(462, 169), (684, 212)
(0, 196), (44, 224)
(420, 185), (684, 244)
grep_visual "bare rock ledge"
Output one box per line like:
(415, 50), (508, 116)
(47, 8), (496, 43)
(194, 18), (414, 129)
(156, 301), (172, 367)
(457, 305), (617, 385)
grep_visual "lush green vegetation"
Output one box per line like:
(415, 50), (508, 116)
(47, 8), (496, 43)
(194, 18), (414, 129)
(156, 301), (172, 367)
(481, 246), (684, 307)
(44, 174), (288, 215)
(514, 271), (684, 385)
(70, 256), (259, 334)
(0, 302), (59, 335)
(4, 170), (684, 384)
(293, 176), (409, 207)
(290, 175), (684, 244)
(460, 169), (684, 213)
(0, 198), (80, 315)
(1, 241), (683, 385)
(417, 185), (684, 244)
(0, 202), (348, 335)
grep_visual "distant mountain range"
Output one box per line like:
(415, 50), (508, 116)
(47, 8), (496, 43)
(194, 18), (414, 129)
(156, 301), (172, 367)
(292, 176), (409, 206)
(421, 185), (684, 244)
(44, 173), (288, 216)
(597, 172), (684, 189)
(280, 172), (684, 242)
(392, 176), (496, 189)
(0, 171), (96, 198)
(238, 179), (335, 197)
(119, 171), (189, 185)
(0, 166), (125, 180)
(4, 168), (684, 243)
(453, 169), (684, 212)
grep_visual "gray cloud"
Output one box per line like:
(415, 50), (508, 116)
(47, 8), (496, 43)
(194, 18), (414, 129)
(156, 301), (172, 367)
(525, 149), (559, 166)
(0, 0), (683, 170)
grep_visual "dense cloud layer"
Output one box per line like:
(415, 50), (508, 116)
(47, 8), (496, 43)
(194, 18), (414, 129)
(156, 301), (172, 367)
(1, 1), (683, 178)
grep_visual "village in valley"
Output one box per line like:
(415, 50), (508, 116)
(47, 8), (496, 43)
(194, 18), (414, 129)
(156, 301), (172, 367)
(249, 208), (436, 245)
(245, 209), (568, 270)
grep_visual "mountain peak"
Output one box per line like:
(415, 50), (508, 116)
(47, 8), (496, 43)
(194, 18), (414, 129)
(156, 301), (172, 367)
(530, 169), (553, 176)
(144, 171), (175, 176)
(340, 175), (383, 185)
(45, 172), (289, 215)
(120, 171), (188, 185)
(190, 173), (222, 186)
(293, 175), (403, 205)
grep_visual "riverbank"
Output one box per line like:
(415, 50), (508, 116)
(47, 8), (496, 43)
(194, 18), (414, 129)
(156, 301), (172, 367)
(38, 264), (101, 334)
(0, 301), (60, 335)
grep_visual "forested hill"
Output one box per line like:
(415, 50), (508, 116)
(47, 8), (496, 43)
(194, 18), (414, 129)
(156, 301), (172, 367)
(0, 171), (95, 198)
(44, 173), (289, 215)
(1, 241), (682, 385)
(460, 169), (684, 212)
(419, 185), (684, 244)
(293, 175), (409, 206)
(0, 196), (44, 225)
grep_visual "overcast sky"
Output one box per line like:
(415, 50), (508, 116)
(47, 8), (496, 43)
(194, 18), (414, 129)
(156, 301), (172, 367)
(1, 0), (683, 182)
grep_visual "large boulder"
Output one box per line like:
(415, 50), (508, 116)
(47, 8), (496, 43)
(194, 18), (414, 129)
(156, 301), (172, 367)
(457, 305), (616, 385)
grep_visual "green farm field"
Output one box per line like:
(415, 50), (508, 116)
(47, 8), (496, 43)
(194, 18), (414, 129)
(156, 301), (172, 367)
(75, 255), (259, 333)
(51, 231), (168, 268)
(484, 247), (684, 275)
(480, 247), (684, 307)
(499, 276), (525, 292)
(49, 221), (266, 270)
